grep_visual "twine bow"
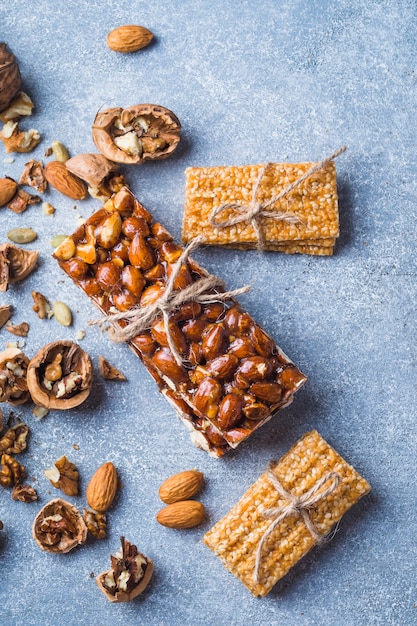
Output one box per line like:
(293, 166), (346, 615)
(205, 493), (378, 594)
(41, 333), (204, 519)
(254, 465), (341, 584)
(88, 236), (250, 366)
(209, 146), (347, 251)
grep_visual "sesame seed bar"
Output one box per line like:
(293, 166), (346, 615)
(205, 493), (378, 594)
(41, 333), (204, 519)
(203, 430), (371, 596)
(182, 162), (339, 254)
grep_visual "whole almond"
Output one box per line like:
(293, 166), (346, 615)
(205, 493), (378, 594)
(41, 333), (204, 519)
(44, 161), (87, 200)
(159, 470), (204, 504)
(156, 500), (205, 529)
(86, 462), (117, 513)
(0, 177), (17, 206)
(107, 25), (154, 53)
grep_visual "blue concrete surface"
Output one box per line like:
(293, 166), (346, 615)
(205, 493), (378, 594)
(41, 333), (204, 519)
(0, 1), (416, 625)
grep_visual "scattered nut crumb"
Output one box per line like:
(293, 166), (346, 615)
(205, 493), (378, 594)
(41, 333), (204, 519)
(19, 159), (47, 192)
(3, 157), (14, 164)
(75, 330), (86, 341)
(32, 291), (53, 319)
(72, 444), (80, 450)
(5, 322), (29, 337)
(98, 355), (127, 381)
(32, 405), (49, 420)
(42, 202), (56, 215)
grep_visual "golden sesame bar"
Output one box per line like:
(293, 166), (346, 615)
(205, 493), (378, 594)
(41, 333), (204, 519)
(181, 162), (339, 253)
(203, 430), (371, 596)
(53, 187), (306, 457)
(222, 241), (336, 255)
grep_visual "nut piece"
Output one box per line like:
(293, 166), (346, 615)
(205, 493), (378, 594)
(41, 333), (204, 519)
(156, 500), (206, 529)
(158, 470), (204, 504)
(92, 104), (181, 165)
(106, 25), (154, 53)
(51, 140), (70, 162)
(0, 121), (41, 153)
(53, 301), (73, 327)
(7, 227), (37, 244)
(0, 244), (38, 291)
(0, 91), (34, 122)
(0, 305), (12, 328)
(0, 452), (25, 487)
(7, 187), (41, 213)
(65, 153), (123, 200)
(98, 355), (126, 381)
(96, 536), (153, 603)
(27, 341), (93, 410)
(0, 177), (17, 206)
(0, 348), (30, 406)
(18, 159), (47, 192)
(44, 161), (87, 200)
(44, 455), (79, 496)
(5, 321), (29, 337)
(83, 508), (107, 539)
(0, 43), (22, 112)
(32, 291), (52, 319)
(11, 483), (38, 502)
(0, 422), (29, 454)
(32, 498), (87, 553)
(86, 461), (118, 513)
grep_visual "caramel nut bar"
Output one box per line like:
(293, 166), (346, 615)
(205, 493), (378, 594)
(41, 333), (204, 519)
(54, 187), (306, 457)
(181, 162), (339, 254)
(203, 430), (371, 596)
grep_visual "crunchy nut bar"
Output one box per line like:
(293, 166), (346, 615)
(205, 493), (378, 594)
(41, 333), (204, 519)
(54, 187), (306, 457)
(203, 430), (371, 596)
(182, 162), (339, 254)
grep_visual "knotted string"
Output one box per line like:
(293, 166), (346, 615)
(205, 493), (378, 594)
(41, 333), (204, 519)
(88, 236), (250, 366)
(254, 465), (341, 584)
(209, 146), (347, 251)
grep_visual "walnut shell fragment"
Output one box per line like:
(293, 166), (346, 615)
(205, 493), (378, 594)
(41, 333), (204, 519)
(27, 341), (93, 410)
(96, 536), (153, 602)
(0, 243), (39, 291)
(0, 43), (22, 112)
(0, 305), (12, 329)
(32, 498), (87, 553)
(0, 348), (30, 406)
(7, 187), (41, 213)
(98, 355), (126, 381)
(92, 104), (181, 165)
(18, 159), (47, 193)
(65, 153), (125, 200)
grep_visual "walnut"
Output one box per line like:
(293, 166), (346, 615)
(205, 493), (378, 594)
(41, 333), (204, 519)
(92, 104), (181, 165)
(98, 355), (127, 381)
(11, 483), (38, 502)
(44, 455), (79, 496)
(0, 91), (34, 122)
(65, 153), (119, 199)
(0, 422), (29, 454)
(0, 304), (12, 329)
(0, 348), (30, 406)
(96, 537), (153, 602)
(31, 291), (52, 319)
(0, 43), (22, 112)
(0, 453), (25, 487)
(18, 159), (47, 193)
(32, 498), (87, 553)
(5, 321), (29, 337)
(0, 121), (41, 153)
(83, 508), (107, 539)
(7, 187), (41, 213)
(27, 341), (93, 410)
(0, 243), (39, 291)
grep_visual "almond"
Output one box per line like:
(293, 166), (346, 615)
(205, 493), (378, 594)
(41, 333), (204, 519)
(0, 177), (17, 206)
(159, 470), (204, 504)
(86, 461), (117, 513)
(106, 25), (154, 53)
(156, 500), (205, 529)
(44, 161), (87, 200)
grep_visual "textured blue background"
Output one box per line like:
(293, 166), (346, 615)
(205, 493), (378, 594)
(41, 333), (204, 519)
(0, 1), (416, 625)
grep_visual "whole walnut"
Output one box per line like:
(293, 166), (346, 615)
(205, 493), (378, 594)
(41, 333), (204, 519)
(0, 43), (22, 112)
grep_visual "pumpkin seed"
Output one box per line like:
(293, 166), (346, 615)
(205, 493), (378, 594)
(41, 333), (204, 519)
(53, 301), (72, 327)
(7, 227), (37, 244)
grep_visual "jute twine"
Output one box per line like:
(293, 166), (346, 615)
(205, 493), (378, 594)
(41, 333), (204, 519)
(254, 465), (341, 584)
(88, 236), (250, 366)
(209, 146), (347, 251)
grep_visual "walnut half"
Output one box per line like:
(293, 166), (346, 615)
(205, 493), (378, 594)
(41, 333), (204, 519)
(27, 341), (93, 410)
(32, 498), (87, 553)
(92, 104), (181, 165)
(96, 537), (153, 602)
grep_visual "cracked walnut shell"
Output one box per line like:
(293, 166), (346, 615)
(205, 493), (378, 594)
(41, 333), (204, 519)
(92, 104), (181, 164)
(33, 498), (87, 553)
(0, 243), (39, 292)
(27, 341), (93, 410)
(0, 43), (22, 112)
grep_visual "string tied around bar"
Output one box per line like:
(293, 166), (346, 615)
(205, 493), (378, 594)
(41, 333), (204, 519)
(209, 146), (347, 252)
(88, 236), (250, 366)
(254, 465), (341, 584)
